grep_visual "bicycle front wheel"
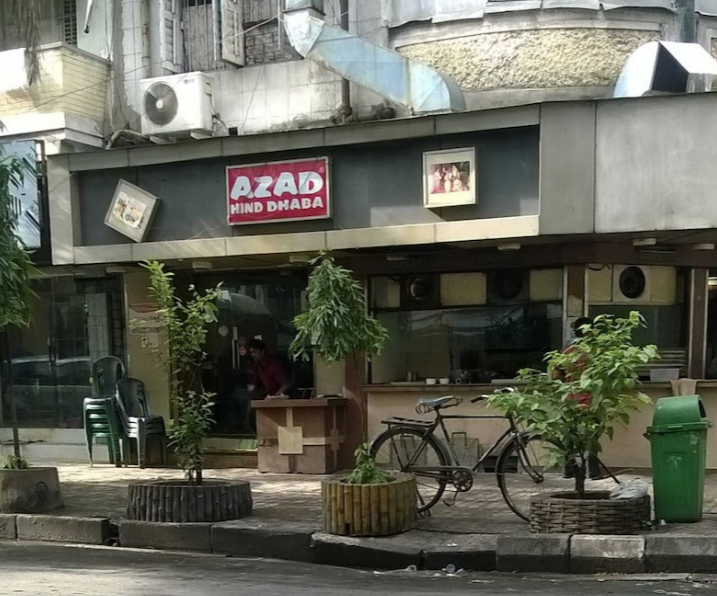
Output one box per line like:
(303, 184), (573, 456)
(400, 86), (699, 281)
(371, 427), (448, 513)
(497, 436), (575, 522)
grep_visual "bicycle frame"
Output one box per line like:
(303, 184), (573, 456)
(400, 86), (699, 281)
(382, 405), (528, 481)
(436, 411), (519, 473)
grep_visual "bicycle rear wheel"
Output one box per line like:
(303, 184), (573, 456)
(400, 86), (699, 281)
(496, 436), (576, 522)
(371, 427), (448, 513)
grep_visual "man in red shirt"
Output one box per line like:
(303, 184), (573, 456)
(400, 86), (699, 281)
(248, 339), (292, 400)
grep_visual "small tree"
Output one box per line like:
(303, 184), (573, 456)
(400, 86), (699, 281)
(0, 147), (37, 464)
(290, 252), (388, 364)
(290, 252), (389, 482)
(136, 261), (221, 484)
(489, 312), (657, 497)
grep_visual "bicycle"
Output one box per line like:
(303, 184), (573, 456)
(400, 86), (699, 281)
(369, 387), (618, 521)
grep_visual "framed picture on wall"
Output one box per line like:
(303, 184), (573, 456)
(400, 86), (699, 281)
(104, 179), (160, 243)
(423, 147), (477, 208)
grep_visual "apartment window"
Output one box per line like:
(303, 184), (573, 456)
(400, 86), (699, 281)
(59, 0), (78, 46)
(182, 0), (298, 71)
(242, 0), (298, 65)
(183, 0), (215, 71)
(0, 0), (76, 52)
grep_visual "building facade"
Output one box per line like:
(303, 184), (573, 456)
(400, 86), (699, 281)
(3, 0), (717, 467)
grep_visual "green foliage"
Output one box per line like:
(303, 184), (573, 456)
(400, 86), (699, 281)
(488, 312), (657, 497)
(346, 443), (390, 485)
(136, 261), (221, 483)
(0, 144), (38, 461)
(290, 252), (388, 363)
(0, 148), (37, 331)
(0, 455), (29, 470)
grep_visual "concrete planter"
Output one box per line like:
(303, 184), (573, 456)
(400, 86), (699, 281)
(127, 480), (253, 523)
(0, 467), (64, 513)
(321, 473), (418, 536)
(530, 491), (650, 535)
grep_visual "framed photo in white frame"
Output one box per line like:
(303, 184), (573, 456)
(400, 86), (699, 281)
(423, 147), (476, 208)
(104, 179), (160, 243)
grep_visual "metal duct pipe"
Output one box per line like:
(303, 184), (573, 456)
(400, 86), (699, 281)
(283, 1), (465, 114)
(339, 0), (352, 121)
(676, 0), (697, 43)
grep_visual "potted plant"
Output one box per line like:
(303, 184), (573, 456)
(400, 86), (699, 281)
(322, 444), (417, 536)
(126, 261), (252, 522)
(489, 312), (657, 534)
(290, 251), (389, 368)
(0, 146), (63, 513)
(291, 253), (415, 536)
(290, 251), (388, 463)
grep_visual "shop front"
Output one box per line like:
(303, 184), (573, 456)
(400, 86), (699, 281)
(35, 95), (717, 468)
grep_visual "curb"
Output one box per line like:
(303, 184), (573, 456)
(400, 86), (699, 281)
(0, 514), (17, 540)
(15, 515), (110, 545)
(4, 514), (717, 574)
(571, 535), (645, 574)
(645, 535), (717, 573)
(212, 519), (315, 563)
(421, 533), (497, 571)
(119, 520), (212, 552)
(497, 535), (570, 573)
(311, 532), (422, 570)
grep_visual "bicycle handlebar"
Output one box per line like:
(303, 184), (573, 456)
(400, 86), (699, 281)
(471, 387), (516, 404)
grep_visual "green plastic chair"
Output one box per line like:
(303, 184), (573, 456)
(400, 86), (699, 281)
(90, 356), (126, 398)
(116, 378), (167, 468)
(83, 397), (123, 467)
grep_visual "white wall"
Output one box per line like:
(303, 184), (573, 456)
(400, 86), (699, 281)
(595, 93), (717, 234)
(212, 60), (341, 134)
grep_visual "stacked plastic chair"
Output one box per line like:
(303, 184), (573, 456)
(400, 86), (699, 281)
(116, 378), (167, 469)
(83, 356), (126, 467)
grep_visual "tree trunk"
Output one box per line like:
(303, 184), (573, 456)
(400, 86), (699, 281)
(575, 454), (586, 498)
(2, 332), (20, 458)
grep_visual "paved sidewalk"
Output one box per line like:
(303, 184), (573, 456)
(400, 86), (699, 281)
(49, 464), (717, 535)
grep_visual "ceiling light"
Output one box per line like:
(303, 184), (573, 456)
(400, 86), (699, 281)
(289, 254), (311, 264)
(191, 261), (212, 271)
(498, 243), (521, 252)
(632, 238), (657, 247)
(693, 243), (715, 251)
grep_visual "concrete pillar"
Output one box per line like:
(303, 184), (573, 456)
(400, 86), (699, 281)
(688, 268), (708, 379)
(315, 356), (344, 396)
(123, 270), (171, 419)
(564, 265), (588, 346)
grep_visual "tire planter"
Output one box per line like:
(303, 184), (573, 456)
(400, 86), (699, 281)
(322, 472), (417, 536)
(0, 467), (64, 513)
(127, 480), (253, 523)
(530, 491), (651, 535)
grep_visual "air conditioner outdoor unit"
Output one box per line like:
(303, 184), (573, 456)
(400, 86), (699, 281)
(401, 274), (441, 310)
(140, 73), (215, 137)
(612, 265), (677, 305)
(487, 269), (528, 304)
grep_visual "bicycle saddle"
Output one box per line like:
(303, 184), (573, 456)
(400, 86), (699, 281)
(417, 395), (461, 412)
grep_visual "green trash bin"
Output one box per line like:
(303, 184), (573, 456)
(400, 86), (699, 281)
(645, 395), (710, 523)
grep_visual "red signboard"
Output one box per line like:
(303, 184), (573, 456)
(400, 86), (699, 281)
(227, 157), (330, 225)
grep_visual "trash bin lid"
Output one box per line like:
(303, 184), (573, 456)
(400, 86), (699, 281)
(646, 420), (710, 434)
(650, 394), (708, 431)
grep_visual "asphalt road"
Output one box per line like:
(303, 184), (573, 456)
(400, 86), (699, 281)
(0, 542), (716, 596)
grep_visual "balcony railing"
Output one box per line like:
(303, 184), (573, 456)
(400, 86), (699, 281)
(0, 42), (110, 125)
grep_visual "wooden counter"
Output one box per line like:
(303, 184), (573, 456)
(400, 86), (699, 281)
(252, 398), (346, 474)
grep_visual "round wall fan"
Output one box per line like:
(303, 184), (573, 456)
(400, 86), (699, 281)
(144, 82), (179, 126)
